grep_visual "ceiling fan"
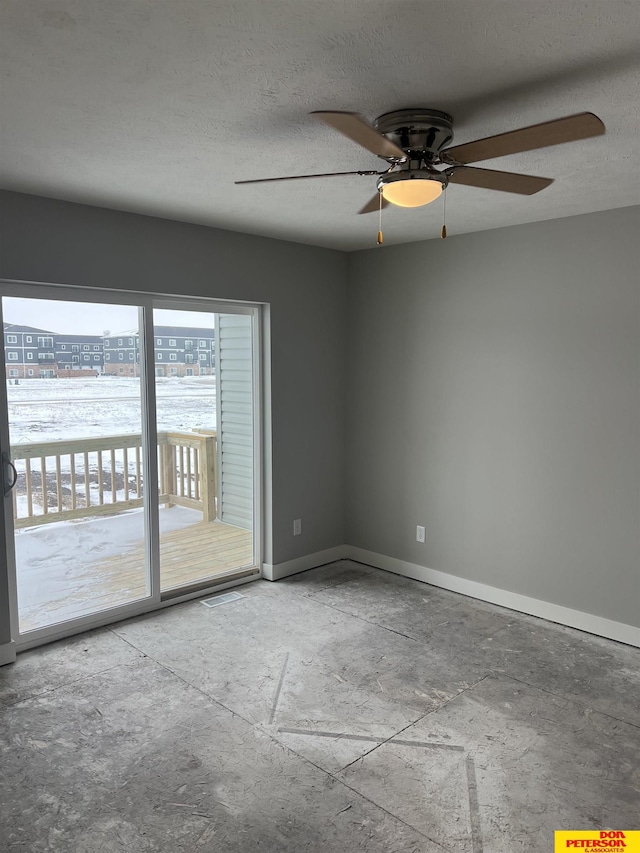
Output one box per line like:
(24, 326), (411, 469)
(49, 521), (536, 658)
(235, 109), (605, 217)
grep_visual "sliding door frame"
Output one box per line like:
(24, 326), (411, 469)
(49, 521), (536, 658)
(0, 279), (263, 652)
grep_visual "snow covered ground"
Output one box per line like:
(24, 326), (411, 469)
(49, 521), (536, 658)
(16, 506), (202, 631)
(7, 375), (217, 443)
(5, 377), (219, 632)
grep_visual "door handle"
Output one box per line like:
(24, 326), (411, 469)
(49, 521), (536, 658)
(2, 451), (18, 497)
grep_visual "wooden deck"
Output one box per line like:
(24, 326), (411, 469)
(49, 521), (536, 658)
(19, 520), (254, 633)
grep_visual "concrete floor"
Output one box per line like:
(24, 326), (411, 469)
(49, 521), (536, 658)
(1, 560), (638, 852)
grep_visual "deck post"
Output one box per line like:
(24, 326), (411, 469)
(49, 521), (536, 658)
(162, 443), (177, 508)
(200, 436), (217, 522)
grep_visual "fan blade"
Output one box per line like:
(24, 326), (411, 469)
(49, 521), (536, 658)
(311, 111), (407, 160)
(442, 112), (605, 165)
(446, 166), (553, 194)
(358, 193), (389, 215)
(235, 169), (380, 185)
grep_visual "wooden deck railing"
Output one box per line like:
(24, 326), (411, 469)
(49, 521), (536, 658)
(10, 430), (217, 529)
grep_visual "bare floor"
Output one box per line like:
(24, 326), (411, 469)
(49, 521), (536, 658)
(1, 561), (638, 852)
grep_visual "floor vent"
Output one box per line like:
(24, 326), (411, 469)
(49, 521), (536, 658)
(201, 591), (245, 608)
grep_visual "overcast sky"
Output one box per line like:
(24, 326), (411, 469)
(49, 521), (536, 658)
(2, 298), (215, 335)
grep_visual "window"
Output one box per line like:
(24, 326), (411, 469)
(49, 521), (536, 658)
(105, 353), (111, 361)
(94, 345), (100, 351)
(7, 352), (18, 360)
(38, 353), (54, 360)
(199, 339), (206, 347)
(72, 356), (80, 363)
(169, 339), (176, 346)
(169, 367), (178, 375)
(118, 353), (124, 360)
(128, 353), (133, 360)
(26, 336), (32, 343)
(185, 339), (192, 347)
(119, 366), (124, 374)
(37, 336), (53, 348)
(185, 355), (194, 364)
(72, 345), (79, 352)
(27, 352), (33, 360)
(7, 335), (17, 343)
(94, 355), (100, 361)
(84, 355), (90, 361)
(27, 369), (34, 376)
(156, 338), (162, 346)
(157, 354), (163, 360)
(129, 338), (134, 345)
(199, 354), (207, 361)
(60, 344), (67, 350)
(83, 345), (90, 351)
(8, 369), (18, 377)
(169, 353), (177, 361)
(104, 340), (110, 347)
(118, 339), (123, 346)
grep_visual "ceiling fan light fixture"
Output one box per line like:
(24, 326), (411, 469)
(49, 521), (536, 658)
(377, 171), (446, 208)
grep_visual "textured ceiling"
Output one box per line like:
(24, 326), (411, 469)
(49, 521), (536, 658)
(1, 0), (639, 250)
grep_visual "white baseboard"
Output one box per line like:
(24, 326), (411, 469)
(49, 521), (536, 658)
(344, 546), (640, 649)
(0, 640), (17, 666)
(262, 546), (348, 581)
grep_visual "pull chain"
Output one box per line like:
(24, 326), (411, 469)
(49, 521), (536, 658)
(377, 190), (384, 245)
(441, 188), (447, 239)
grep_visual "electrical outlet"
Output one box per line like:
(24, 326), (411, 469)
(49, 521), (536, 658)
(293, 518), (302, 536)
(416, 525), (426, 543)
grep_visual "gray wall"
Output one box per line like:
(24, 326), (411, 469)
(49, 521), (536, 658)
(347, 207), (640, 627)
(2, 191), (638, 634)
(0, 190), (348, 567)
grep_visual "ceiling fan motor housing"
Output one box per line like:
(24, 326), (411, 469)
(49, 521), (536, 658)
(374, 109), (454, 161)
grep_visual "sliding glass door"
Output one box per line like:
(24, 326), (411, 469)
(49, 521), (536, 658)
(152, 306), (256, 593)
(1, 295), (150, 633)
(0, 285), (261, 645)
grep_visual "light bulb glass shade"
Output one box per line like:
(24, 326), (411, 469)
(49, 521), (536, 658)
(378, 174), (444, 208)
